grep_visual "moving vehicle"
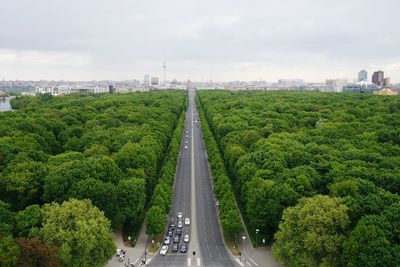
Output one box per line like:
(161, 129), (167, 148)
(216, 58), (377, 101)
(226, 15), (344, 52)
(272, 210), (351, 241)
(160, 245), (169, 256)
(173, 235), (180, 243)
(176, 228), (182, 236)
(167, 230), (173, 237)
(177, 212), (183, 220)
(164, 236), (171, 245)
(177, 220), (183, 228)
(172, 244), (179, 253)
(184, 234), (190, 243)
(180, 244), (187, 253)
(185, 217), (190, 225)
(184, 145), (188, 149)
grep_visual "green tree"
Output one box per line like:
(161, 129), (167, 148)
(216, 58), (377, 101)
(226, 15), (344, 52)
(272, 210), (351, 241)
(273, 195), (349, 267)
(118, 178), (146, 226)
(36, 199), (115, 267)
(15, 204), (42, 237)
(0, 236), (20, 267)
(0, 201), (15, 236)
(146, 206), (165, 236)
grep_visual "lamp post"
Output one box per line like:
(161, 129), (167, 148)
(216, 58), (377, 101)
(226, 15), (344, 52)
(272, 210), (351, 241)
(127, 236), (131, 246)
(255, 229), (259, 247)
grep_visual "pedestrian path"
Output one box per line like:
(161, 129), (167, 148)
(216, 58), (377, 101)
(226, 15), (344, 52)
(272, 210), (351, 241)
(105, 223), (149, 267)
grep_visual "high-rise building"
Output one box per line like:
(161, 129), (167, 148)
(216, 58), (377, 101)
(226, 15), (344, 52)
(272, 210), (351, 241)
(384, 77), (391, 87)
(372, 71), (384, 87)
(108, 85), (115, 94)
(358, 69), (368, 82)
(151, 77), (160, 86)
(144, 74), (150, 85)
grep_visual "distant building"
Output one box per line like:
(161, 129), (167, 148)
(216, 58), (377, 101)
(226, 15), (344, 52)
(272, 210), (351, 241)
(151, 77), (160, 86)
(144, 74), (150, 85)
(277, 79), (304, 88)
(325, 79), (348, 92)
(384, 77), (391, 87)
(109, 85), (115, 93)
(372, 71), (384, 87)
(358, 69), (368, 82)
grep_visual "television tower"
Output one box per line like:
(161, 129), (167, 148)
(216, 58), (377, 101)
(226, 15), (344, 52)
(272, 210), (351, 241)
(163, 61), (167, 85)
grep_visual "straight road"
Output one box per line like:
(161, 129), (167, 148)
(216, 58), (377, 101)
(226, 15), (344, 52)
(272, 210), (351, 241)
(149, 92), (194, 267)
(149, 90), (237, 267)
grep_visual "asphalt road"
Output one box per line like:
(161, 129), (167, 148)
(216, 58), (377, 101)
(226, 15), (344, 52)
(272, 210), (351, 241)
(149, 90), (237, 267)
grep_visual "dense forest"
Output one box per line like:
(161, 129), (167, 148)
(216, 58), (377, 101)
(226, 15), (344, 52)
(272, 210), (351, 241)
(197, 90), (400, 266)
(0, 91), (187, 266)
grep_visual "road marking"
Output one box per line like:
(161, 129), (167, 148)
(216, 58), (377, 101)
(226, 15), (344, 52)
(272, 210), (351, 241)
(235, 258), (245, 267)
(188, 257), (192, 266)
(249, 257), (259, 266)
(197, 258), (201, 266)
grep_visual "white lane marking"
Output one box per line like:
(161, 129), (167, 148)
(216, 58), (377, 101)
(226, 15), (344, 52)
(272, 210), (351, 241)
(188, 257), (192, 266)
(236, 258), (245, 267)
(249, 257), (259, 266)
(197, 258), (201, 266)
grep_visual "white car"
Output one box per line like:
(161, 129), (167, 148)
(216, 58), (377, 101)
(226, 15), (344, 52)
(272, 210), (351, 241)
(184, 234), (190, 243)
(177, 212), (183, 220)
(160, 245), (169, 256)
(185, 217), (190, 225)
(177, 220), (183, 228)
(184, 146), (188, 149)
(164, 236), (171, 245)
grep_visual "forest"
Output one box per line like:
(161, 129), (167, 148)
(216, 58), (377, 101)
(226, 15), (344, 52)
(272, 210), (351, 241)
(197, 90), (400, 266)
(0, 91), (187, 266)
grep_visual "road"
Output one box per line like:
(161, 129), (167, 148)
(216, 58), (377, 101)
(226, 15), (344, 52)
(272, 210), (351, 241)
(149, 90), (237, 267)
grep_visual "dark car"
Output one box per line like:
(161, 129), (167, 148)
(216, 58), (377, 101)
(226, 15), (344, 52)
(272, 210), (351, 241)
(171, 244), (179, 253)
(173, 235), (180, 243)
(180, 244), (187, 253)
(176, 228), (182, 236)
(170, 223), (176, 230)
(167, 230), (173, 237)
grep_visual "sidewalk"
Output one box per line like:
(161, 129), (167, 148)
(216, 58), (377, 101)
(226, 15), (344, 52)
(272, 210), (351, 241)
(235, 231), (282, 267)
(105, 223), (149, 267)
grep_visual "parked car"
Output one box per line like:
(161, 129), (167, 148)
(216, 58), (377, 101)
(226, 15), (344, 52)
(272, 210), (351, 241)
(160, 245), (169, 255)
(185, 217), (190, 225)
(184, 234), (190, 243)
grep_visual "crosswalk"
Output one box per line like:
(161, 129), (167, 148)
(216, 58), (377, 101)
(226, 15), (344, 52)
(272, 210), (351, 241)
(187, 257), (201, 266)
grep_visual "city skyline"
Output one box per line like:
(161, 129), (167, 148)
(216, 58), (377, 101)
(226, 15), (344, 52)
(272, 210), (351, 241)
(1, 0), (399, 82)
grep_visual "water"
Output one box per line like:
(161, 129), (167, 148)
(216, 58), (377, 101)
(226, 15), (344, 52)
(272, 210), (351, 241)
(0, 96), (14, 111)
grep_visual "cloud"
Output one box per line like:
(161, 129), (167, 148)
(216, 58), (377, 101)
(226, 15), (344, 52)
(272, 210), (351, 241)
(0, 0), (399, 82)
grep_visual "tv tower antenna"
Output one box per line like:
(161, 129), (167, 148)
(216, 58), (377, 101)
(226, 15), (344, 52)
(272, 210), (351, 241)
(163, 61), (167, 85)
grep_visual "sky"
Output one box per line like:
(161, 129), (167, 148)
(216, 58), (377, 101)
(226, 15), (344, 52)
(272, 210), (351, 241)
(1, 0), (399, 82)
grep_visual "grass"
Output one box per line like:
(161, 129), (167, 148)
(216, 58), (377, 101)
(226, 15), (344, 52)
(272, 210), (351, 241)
(224, 234), (241, 256)
(148, 234), (163, 254)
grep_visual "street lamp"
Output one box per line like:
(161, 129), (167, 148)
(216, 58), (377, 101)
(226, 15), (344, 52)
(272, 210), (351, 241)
(255, 229), (259, 247)
(127, 236), (131, 246)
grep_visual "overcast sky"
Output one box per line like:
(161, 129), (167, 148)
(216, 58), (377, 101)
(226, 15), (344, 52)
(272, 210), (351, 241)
(1, 0), (399, 82)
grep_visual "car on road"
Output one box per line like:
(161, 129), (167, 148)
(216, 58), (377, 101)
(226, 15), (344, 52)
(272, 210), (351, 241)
(160, 245), (169, 256)
(184, 145), (188, 149)
(164, 236), (171, 245)
(167, 230), (173, 237)
(171, 244), (179, 253)
(177, 212), (183, 220)
(177, 220), (183, 228)
(185, 141), (188, 144)
(173, 235), (180, 243)
(176, 228), (182, 236)
(170, 223), (175, 229)
(185, 217), (190, 225)
(180, 243), (187, 253)
(184, 234), (190, 243)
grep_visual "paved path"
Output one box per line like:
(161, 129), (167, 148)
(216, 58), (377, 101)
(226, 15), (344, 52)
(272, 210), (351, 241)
(105, 223), (149, 267)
